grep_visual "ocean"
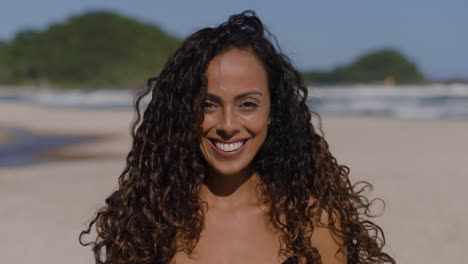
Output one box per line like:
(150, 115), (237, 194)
(1, 84), (467, 120)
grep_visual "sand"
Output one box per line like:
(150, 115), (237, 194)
(0, 101), (467, 264)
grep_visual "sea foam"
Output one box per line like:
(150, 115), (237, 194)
(1, 84), (467, 120)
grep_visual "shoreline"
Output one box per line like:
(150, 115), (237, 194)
(0, 130), (17, 143)
(0, 127), (120, 168)
(1, 109), (467, 168)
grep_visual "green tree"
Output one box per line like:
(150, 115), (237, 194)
(346, 49), (424, 82)
(0, 40), (16, 83)
(0, 11), (181, 88)
(303, 49), (425, 84)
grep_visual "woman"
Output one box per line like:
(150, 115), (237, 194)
(80, 10), (395, 264)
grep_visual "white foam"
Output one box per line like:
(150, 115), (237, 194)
(3, 89), (136, 108)
(1, 84), (468, 119)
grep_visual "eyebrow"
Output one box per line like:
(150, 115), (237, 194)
(206, 91), (263, 101)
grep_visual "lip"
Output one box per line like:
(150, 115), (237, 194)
(208, 137), (248, 144)
(207, 138), (250, 158)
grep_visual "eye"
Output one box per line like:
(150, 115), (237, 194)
(203, 100), (217, 112)
(203, 101), (215, 108)
(240, 101), (259, 111)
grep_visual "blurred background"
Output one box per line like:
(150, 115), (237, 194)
(0, 1), (467, 263)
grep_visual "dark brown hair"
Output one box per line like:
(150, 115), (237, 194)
(80, 10), (395, 264)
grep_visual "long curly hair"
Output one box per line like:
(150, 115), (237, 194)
(80, 10), (395, 264)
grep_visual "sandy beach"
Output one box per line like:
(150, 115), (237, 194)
(1, 101), (467, 264)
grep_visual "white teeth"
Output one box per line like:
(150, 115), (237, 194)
(214, 141), (244, 152)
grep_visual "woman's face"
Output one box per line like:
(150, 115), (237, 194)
(199, 48), (270, 177)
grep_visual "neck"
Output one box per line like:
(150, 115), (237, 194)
(200, 167), (264, 210)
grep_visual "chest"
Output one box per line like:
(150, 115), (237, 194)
(171, 207), (289, 264)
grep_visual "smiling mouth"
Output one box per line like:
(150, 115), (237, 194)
(209, 138), (249, 152)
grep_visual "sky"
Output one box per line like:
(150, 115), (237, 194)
(1, 0), (467, 80)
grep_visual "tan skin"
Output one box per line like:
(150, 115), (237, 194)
(171, 48), (346, 264)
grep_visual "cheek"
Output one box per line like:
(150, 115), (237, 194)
(201, 114), (216, 132)
(240, 118), (269, 148)
(199, 115), (216, 151)
(249, 120), (268, 134)
(240, 110), (270, 134)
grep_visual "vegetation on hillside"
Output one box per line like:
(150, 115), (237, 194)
(0, 40), (13, 82)
(303, 49), (425, 84)
(0, 11), (181, 88)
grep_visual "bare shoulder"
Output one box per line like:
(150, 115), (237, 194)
(309, 197), (347, 264)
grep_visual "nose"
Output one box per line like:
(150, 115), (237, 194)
(216, 106), (240, 138)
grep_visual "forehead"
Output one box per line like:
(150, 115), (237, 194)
(205, 48), (269, 97)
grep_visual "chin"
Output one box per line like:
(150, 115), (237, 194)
(209, 162), (252, 177)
